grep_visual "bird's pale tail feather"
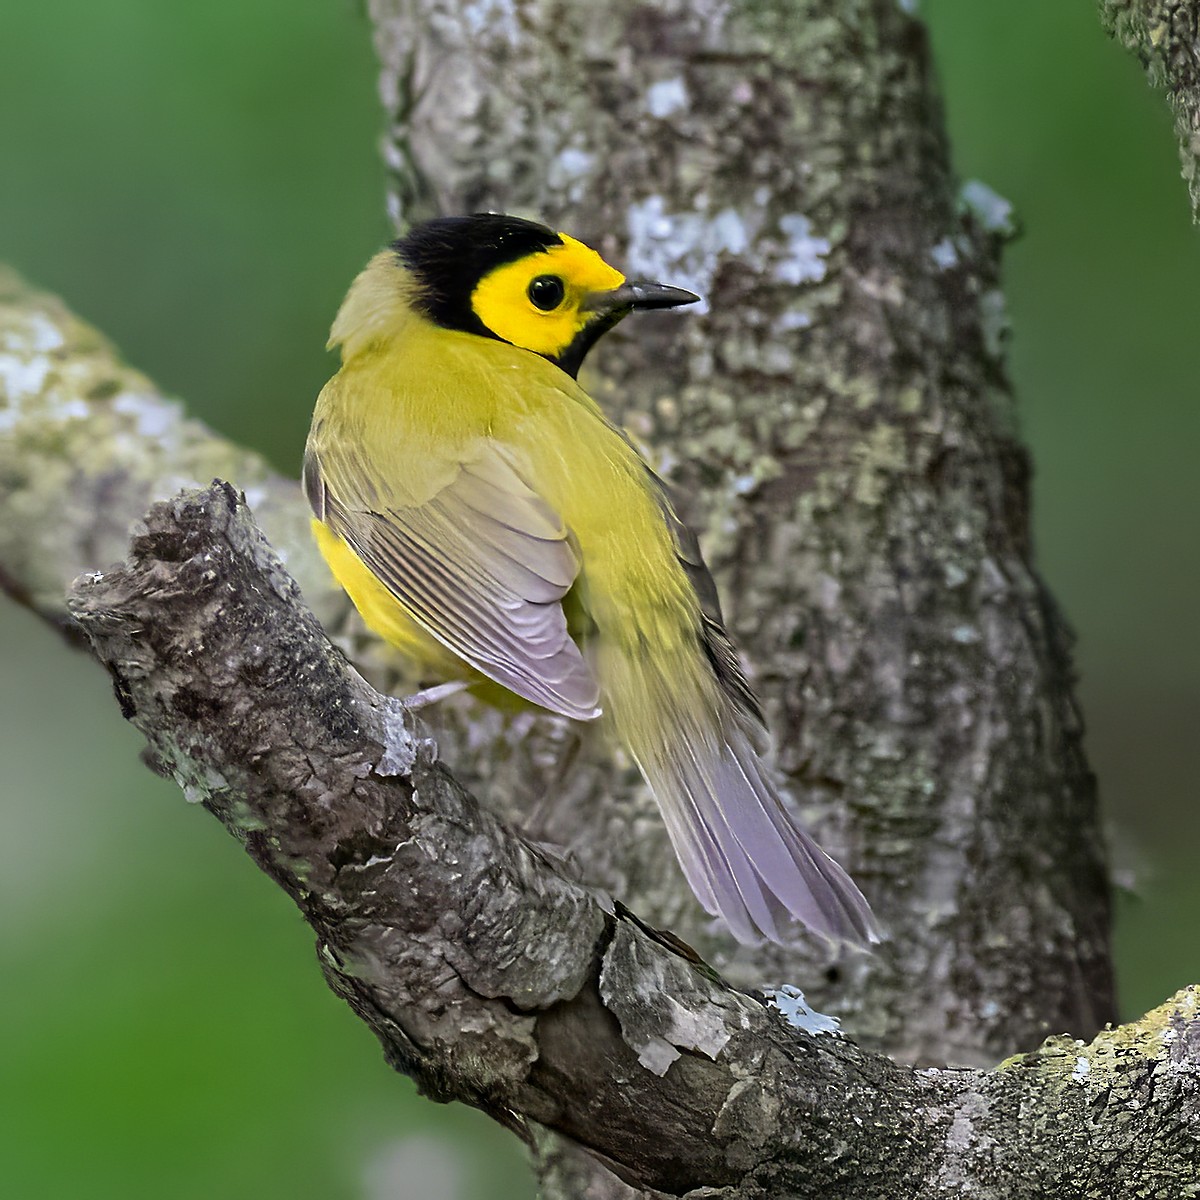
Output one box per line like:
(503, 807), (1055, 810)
(630, 716), (879, 946)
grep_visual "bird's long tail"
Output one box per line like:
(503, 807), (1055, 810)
(606, 650), (878, 946)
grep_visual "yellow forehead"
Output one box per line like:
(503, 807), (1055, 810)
(543, 234), (626, 292)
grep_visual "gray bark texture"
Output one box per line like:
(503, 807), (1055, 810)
(1, 0), (1195, 1195)
(1101, 0), (1200, 220)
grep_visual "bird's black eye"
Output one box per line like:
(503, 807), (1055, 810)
(527, 275), (566, 311)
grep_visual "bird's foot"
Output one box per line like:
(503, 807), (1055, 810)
(400, 680), (471, 710)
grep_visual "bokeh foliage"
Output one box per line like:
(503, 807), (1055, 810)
(1, 2), (1196, 1197)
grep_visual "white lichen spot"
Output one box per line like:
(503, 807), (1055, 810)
(711, 208), (749, 256)
(552, 147), (593, 179)
(625, 197), (750, 312)
(459, 0), (520, 43)
(774, 214), (830, 285)
(930, 237), (959, 270)
(636, 1036), (682, 1075)
(979, 288), (1010, 359)
(58, 397), (89, 421)
(26, 313), (65, 353)
(817, 572), (842, 614)
(0, 353), (50, 403)
(960, 179), (1016, 237)
(943, 562), (969, 588)
(616, 970), (741, 1076)
(112, 391), (181, 439)
(775, 308), (813, 332)
(547, 147), (595, 204)
(936, 1089), (995, 1188)
(765, 984), (841, 1035)
(646, 77), (689, 119)
(375, 698), (416, 777)
(951, 624), (980, 645)
(1072, 1055), (1091, 1081)
(179, 764), (228, 804)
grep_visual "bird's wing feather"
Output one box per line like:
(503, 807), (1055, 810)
(308, 441), (601, 720)
(642, 466), (766, 738)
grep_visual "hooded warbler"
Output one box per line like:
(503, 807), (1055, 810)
(304, 213), (877, 946)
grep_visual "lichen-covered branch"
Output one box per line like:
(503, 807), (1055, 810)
(62, 484), (1200, 1198)
(1100, 0), (1200, 220)
(0, 266), (332, 629)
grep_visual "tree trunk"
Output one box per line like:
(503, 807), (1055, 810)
(367, 0), (1114, 1066)
(1100, 0), (1200, 221)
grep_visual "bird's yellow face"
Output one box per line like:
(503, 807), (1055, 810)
(339, 214), (699, 377)
(469, 235), (626, 361)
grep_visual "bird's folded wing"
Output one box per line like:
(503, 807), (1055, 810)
(642, 465), (766, 739)
(307, 441), (601, 720)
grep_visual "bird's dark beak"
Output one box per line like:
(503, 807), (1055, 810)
(556, 279), (700, 382)
(583, 280), (701, 315)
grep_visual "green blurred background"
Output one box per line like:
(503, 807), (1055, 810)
(1, 2), (1196, 1197)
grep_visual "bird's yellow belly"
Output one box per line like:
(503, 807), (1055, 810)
(313, 518), (476, 683)
(313, 518), (537, 711)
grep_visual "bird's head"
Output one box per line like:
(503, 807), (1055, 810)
(336, 213), (699, 377)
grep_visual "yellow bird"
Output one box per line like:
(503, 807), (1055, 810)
(304, 213), (877, 946)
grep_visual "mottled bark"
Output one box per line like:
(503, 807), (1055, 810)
(62, 485), (1200, 1199)
(1101, 0), (1200, 220)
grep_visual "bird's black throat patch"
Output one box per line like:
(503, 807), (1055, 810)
(393, 214), (563, 340)
(551, 309), (626, 379)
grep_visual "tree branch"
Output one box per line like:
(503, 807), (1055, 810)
(62, 483), (1200, 1198)
(1100, 0), (1200, 220)
(0, 266), (334, 631)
